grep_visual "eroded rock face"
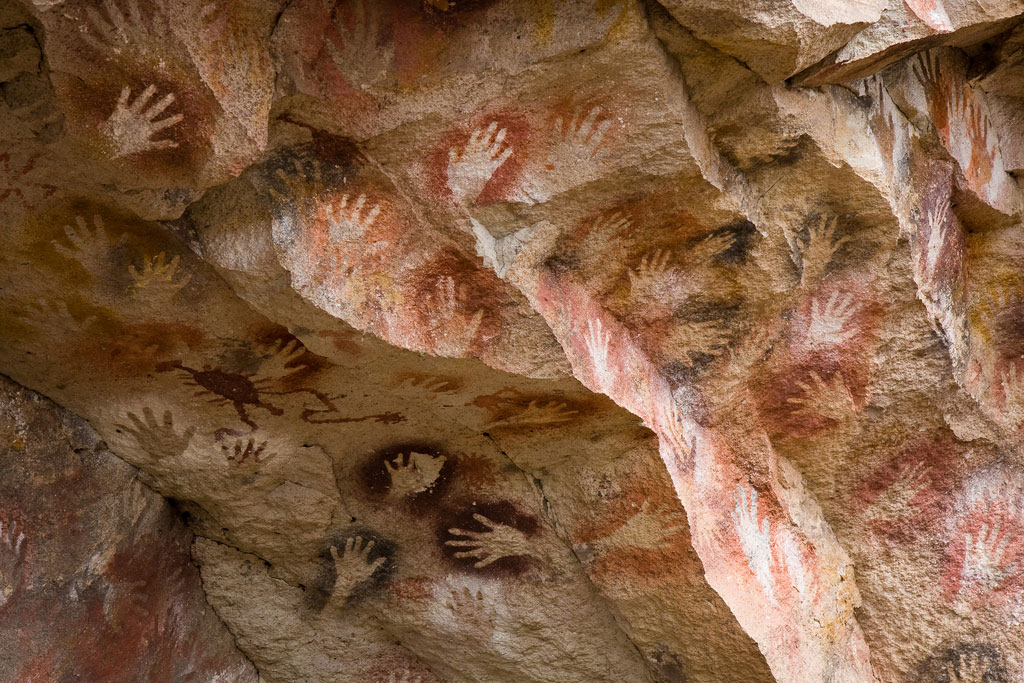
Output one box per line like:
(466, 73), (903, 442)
(0, 375), (257, 681)
(2, 0), (1024, 681)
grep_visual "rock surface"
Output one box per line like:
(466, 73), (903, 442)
(1, 0), (1024, 681)
(0, 374), (257, 681)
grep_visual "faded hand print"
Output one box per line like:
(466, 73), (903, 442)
(100, 85), (183, 158)
(665, 319), (731, 366)
(925, 195), (952, 274)
(222, 438), (275, 465)
(733, 484), (775, 602)
(326, 0), (393, 89)
(569, 210), (633, 269)
(864, 461), (930, 523)
(0, 519), (26, 609)
(794, 214), (847, 287)
(385, 451), (446, 497)
(628, 249), (676, 304)
(115, 575), (158, 622)
(786, 371), (856, 422)
(54, 215), (110, 275)
(659, 398), (696, 471)
(963, 94), (998, 177)
(447, 122), (513, 205)
(592, 210), (631, 238)
(486, 400), (578, 428)
(424, 276), (484, 357)
(514, 106), (610, 203)
(913, 49), (944, 93)
(728, 325), (775, 373)
(129, 252), (189, 304)
(269, 158), (324, 204)
(82, 0), (168, 59)
(258, 339), (309, 381)
(689, 230), (735, 266)
(974, 284), (1015, 338)
(805, 291), (858, 348)
(198, 2), (227, 31)
(442, 585), (499, 632)
(446, 586), (484, 609)
(960, 522), (1020, 595)
(396, 375), (459, 396)
(18, 299), (96, 336)
(998, 363), (1024, 430)
(592, 500), (685, 554)
(863, 74), (901, 145)
(779, 530), (812, 597)
(326, 193), (380, 243)
(584, 318), (611, 389)
(947, 651), (990, 683)
(329, 536), (386, 603)
(446, 513), (535, 569)
(116, 407), (195, 459)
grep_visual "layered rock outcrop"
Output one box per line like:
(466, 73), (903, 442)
(1, 0), (1024, 681)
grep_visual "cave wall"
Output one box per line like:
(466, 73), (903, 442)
(0, 374), (257, 681)
(1, 0), (1024, 681)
